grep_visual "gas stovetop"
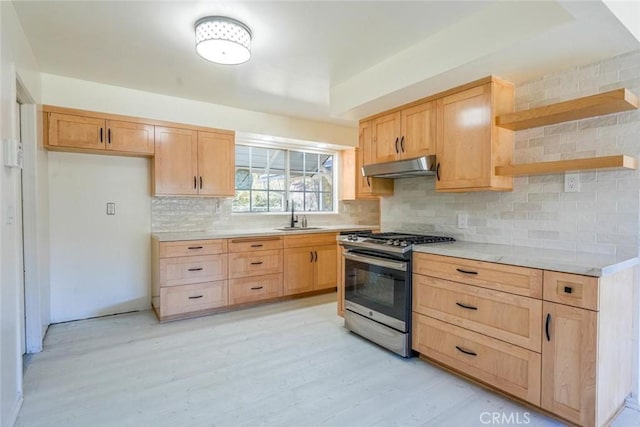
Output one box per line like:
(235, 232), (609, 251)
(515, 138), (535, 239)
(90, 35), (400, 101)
(340, 232), (455, 254)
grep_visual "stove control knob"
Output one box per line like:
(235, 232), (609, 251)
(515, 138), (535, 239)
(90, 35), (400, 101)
(386, 239), (394, 245)
(347, 234), (357, 241)
(400, 241), (409, 247)
(393, 240), (401, 246)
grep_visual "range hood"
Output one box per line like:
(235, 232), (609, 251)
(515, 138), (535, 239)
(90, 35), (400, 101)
(361, 155), (436, 179)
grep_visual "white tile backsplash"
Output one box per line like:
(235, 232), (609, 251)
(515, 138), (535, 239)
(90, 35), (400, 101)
(381, 49), (640, 259)
(151, 197), (380, 233)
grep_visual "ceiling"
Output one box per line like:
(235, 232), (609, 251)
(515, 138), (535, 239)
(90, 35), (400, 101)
(12, 1), (640, 126)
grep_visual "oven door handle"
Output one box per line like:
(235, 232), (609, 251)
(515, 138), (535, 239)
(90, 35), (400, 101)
(344, 252), (407, 272)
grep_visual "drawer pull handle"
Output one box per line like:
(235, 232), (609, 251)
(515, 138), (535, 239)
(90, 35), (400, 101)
(250, 244), (264, 248)
(564, 286), (573, 294)
(455, 302), (478, 311)
(188, 246), (203, 250)
(545, 313), (551, 341)
(188, 295), (203, 299)
(456, 268), (478, 275)
(188, 267), (203, 272)
(250, 286), (264, 290)
(455, 346), (477, 357)
(251, 261), (264, 265)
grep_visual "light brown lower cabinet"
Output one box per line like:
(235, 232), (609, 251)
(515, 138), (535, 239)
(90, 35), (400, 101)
(160, 281), (228, 317)
(412, 253), (634, 427)
(229, 274), (283, 305)
(541, 301), (597, 425)
(283, 233), (338, 296)
(152, 234), (337, 322)
(413, 314), (541, 405)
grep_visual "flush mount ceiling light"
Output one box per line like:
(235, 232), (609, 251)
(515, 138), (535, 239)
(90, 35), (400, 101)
(195, 16), (252, 65)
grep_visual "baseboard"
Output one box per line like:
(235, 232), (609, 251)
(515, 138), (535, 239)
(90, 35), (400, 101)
(7, 395), (23, 427)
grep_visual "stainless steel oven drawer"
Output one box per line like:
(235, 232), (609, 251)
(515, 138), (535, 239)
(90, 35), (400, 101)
(345, 309), (410, 357)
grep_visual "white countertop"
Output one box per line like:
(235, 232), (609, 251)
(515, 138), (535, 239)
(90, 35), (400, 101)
(152, 225), (380, 242)
(413, 241), (638, 277)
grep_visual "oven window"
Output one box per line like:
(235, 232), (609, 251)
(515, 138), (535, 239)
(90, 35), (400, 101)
(344, 257), (407, 323)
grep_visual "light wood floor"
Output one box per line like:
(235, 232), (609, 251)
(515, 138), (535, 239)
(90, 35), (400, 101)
(16, 293), (639, 427)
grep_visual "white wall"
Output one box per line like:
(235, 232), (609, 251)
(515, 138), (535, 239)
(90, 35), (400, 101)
(48, 152), (151, 323)
(0, 2), (42, 427)
(41, 74), (357, 147)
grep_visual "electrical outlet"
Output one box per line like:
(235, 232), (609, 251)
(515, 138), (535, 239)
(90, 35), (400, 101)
(106, 202), (116, 215)
(564, 172), (580, 193)
(457, 213), (468, 229)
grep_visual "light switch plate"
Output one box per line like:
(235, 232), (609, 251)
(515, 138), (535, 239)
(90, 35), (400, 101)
(106, 202), (116, 215)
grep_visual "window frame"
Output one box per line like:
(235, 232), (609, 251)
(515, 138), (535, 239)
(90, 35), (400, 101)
(232, 142), (338, 214)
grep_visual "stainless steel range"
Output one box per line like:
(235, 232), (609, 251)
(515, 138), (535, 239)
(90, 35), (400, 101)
(339, 232), (455, 357)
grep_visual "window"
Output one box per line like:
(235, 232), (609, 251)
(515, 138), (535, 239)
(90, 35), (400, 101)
(233, 144), (335, 213)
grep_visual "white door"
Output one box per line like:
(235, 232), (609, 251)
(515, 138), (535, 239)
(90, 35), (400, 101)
(16, 100), (26, 355)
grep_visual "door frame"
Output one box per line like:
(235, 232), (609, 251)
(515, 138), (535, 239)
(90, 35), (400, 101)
(17, 76), (49, 353)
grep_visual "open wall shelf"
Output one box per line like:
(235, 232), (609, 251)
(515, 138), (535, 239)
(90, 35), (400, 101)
(495, 155), (637, 177)
(496, 89), (639, 131)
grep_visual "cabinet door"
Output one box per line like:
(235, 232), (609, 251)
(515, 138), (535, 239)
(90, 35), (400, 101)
(314, 244), (337, 290)
(541, 302), (597, 426)
(436, 84), (492, 190)
(372, 112), (401, 163)
(106, 120), (154, 155)
(400, 101), (436, 159)
(357, 122), (393, 198)
(283, 247), (315, 295)
(153, 127), (198, 195)
(48, 113), (105, 150)
(197, 131), (235, 196)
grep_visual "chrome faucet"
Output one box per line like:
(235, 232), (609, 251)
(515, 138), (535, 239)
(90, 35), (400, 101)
(290, 202), (298, 228)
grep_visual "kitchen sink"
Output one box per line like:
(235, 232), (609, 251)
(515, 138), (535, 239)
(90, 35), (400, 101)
(275, 227), (323, 231)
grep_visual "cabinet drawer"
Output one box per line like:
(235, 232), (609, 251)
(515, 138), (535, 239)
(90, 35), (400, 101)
(284, 232), (337, 248)
(228, 236), (282, 253)
(543, 271), (598, 311)
(160, 281), (228, 317)
(413, 275), (542, 352)
(414, 253), (542, 298)
(228, 249), (283, 279)
(413, 314), (541, 406)
(159, 239), (227, 258)
(159, 254), (227, 286)
(229, 273), (283, 305)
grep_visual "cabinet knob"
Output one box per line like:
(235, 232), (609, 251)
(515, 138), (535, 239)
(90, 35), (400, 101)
(564, 286), (573, 294)
(394, 137), (399, 154)
(400, 136), (405, 152)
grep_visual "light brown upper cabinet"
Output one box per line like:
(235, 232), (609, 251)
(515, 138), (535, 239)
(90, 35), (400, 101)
(348, 121), (393, 199)
(370, 101), (436, 164)
(435, 79), (514, 192)
(153, 127), (235, 196)
(46, 112), (154, 156)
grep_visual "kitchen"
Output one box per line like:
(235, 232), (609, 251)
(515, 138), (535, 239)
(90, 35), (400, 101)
(1, 1), (640, 426)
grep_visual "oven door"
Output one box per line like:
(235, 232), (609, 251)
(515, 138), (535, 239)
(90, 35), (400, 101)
(343, 250), (408, 332)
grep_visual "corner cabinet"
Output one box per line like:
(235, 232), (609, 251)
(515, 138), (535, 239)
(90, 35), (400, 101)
(435, 79), (514, 192)
(152, 127), (235, 196)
